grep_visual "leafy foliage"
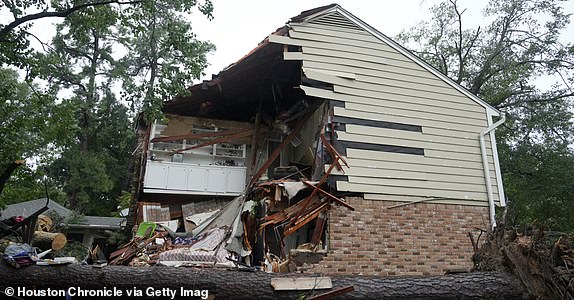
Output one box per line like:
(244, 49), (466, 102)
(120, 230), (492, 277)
(0, 0), (215, 218)
(398, 0), (574, 231)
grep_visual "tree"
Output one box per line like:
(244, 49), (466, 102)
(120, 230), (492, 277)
(0, 68), (75, 206)
(1, 1), (215, 216)
(117, 0), (215, 121)
(397, 0), (574, 231)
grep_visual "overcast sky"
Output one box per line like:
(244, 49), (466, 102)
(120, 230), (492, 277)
(189, 0), (574, 83)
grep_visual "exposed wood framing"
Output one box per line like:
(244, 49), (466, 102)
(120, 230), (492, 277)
(302, 180), (355, 211)
(247, 114), (311, 190)
(174, 129), (254, 154)
(151, 128), (249, 143)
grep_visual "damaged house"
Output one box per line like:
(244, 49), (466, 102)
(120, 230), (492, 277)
(131, 4), (505, 276)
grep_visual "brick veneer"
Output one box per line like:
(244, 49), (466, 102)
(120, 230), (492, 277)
(303, 197), (489, 276)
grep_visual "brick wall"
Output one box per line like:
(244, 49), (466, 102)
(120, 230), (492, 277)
(303, 197), (489, 276)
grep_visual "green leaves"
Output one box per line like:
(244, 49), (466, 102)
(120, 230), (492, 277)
(1, 0), (214, 216)
(399, 0), (574, 232)
(117, 0), (214, 122)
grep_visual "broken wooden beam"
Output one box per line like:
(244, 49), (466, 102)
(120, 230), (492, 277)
(271, 277), (333, 291)
(248, 114), (310, 190)
(174, 129), (254, 154)
(302, 180), (355, 211)
(151, 128), (248, 143)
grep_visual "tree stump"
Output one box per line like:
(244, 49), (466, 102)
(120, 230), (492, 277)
(35, 214), (53, 232)
(31, 231), (66, 250)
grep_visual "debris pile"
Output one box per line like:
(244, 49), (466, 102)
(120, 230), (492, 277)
(475, 228), (574, 299)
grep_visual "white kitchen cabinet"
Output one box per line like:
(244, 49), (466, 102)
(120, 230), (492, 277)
(144, 163), (168, 188)
(144, 161), (246, 195)
(227, 168), (247, 193)
(166, 165), (188, 190)
(187, 167), (207, 191)
(206, 168), (226, 192)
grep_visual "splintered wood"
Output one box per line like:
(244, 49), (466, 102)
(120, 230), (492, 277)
(257, 133), (354, 253)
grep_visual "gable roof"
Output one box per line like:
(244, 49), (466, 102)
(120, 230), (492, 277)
(1, 198), (124, 229)
(287, 4), (500, 117)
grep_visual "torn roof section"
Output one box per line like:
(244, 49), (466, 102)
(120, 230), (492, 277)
(164, 4), (500, 122)
(163, 26), (305, 123)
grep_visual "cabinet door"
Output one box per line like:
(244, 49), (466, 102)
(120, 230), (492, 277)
(227, 168), (246, 193)
(166, 165), (188, 190)
(206, 168), (226, 192)
(144, 162), (168, 189)
(188, 167), (208, 191)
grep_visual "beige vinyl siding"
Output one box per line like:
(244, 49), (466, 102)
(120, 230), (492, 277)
(271, 15), (502, 206)
(337, 181), (489, 202)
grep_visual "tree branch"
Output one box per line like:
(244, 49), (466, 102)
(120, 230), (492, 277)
(0, 0), (143, 42)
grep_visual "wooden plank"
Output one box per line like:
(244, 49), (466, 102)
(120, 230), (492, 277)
(248, 114), (310, 189)
(151, 128), (248, 143)
(174, 129), (254, 154)
(288, 30), (400, 57)
(302, 67), (356, 80)
(343, 102), (487, 128)
(270, 277), (333, 291)
(302, 181), (355, 211)
(304, 77), (485, 119)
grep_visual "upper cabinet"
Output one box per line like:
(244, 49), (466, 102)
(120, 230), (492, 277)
(143, 115), (255, 196)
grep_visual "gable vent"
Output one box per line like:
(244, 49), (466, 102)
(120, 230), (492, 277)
(308, 12), (363, 31)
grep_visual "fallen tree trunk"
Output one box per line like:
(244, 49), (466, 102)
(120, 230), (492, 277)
(0, 264), (527, 299)
(31, 231), (67, 251)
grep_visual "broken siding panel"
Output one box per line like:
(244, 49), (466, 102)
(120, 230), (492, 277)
(337, 131), (485, 155)
(304, 65), (470, 100)
(363, 194), (489, 207)
(337, 181), (488, 203)
(332, 105), (482, 135)
(303, 85), (484, 120)
(303, 71), (484, 117)
(342, 157), (497, 178)
(280, 20), (502, 206)
(334, 85), (486, 114)
(345, 149), (496, 174)
(344, 124), (491, 149)
(345, 176), (497, 194)
(327, 164), (488, 185)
